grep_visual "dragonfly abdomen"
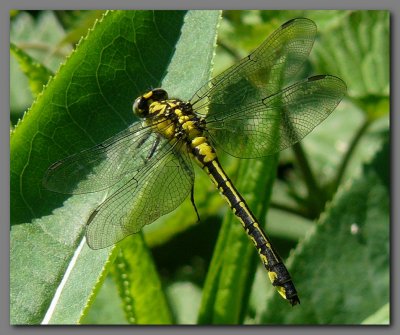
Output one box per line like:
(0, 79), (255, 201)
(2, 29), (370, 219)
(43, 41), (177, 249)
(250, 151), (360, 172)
(195, 149), (300, 306)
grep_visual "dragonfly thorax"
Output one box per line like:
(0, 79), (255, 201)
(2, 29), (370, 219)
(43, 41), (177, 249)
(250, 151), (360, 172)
(134, 89), (206, 144)
(135, 89), (216, 164)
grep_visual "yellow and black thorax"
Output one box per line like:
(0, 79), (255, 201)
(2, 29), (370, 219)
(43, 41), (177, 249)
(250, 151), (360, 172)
(133, 88), (217, 166)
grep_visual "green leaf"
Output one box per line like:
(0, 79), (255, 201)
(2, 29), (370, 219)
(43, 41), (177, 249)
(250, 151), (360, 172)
(11, 193), (114, 325)
(10, 42), (53, 96)
(10, 11), (72, 72)
(110, 234), (173, 324)
(311, 11), (389, 118)
(10, 11), (73, 125)
(57, 10), (107, 46)
(361, 303), (389, 325)
(10, 10), (220, 324)
(260, 131), (389, 324)
(166, 281), (202, 324)
(80, 275), (127, 324)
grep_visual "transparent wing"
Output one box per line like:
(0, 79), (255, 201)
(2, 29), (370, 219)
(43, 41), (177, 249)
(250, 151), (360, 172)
(190, 18), (317, 115)
(85, 142), (194, 249)
(205, 75), (347, 158)
(43, 122), (164, 194)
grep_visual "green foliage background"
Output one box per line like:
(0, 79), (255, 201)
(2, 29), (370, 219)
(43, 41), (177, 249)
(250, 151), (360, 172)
(10, 10), (389, 325)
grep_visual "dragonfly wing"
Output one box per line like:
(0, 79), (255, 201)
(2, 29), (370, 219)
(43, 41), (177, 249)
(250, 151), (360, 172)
(190, 18), (317, 115)
(85, 141), (194, 249)
(43, 122), (164, 194)
(205, 75), (347, 158)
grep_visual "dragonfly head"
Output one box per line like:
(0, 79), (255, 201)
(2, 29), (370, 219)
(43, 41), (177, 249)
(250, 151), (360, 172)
(133, 88), (168, 118)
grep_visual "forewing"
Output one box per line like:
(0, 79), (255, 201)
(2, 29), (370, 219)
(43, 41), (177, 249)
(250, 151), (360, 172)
(190, 18), (317, 115)
(43, 122), (162, 194)
(85, 141), (194, 249)
(205, 75), (347, 158)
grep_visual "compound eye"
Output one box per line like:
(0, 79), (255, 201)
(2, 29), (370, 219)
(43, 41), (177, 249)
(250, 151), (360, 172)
(133, 97), (147, 116)
(152, 88), (168, 101)
(132, 97), (141, 114)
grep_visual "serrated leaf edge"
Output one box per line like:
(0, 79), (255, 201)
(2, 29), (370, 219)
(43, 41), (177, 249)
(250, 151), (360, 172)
(10, 10), (113, 136)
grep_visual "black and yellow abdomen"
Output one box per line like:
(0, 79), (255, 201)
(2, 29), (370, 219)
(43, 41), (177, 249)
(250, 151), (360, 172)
(191, 138), (300, 306)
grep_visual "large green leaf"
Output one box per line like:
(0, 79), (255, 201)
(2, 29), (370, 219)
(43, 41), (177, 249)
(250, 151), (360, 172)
(260, 131), (389, 324)
(10, 10), (220, 324)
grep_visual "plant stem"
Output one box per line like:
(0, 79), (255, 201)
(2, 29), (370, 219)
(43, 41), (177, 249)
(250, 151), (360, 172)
(217, 40), (243, 62)
(270, 201), (308, 218)
(333, 117), (372, 192)
(292, 141), (333, 218)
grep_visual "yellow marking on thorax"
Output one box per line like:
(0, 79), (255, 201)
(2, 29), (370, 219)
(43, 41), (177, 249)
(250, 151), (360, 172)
(146, 104), (174, 139)
(191, 136), (206, 146)
(143, 91), (153, 99)
(181, 119), (201, 141)
(168, 101), (177, 108)
(149, 102), (167, 115)
(175, 109), (183, 117)
(178, 115), (190, 124)
(153, 119), (175, 139)
(145, 102), (175, 138)
(182, 120), (195, 131)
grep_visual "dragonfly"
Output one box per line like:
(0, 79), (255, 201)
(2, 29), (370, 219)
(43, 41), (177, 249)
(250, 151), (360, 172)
(43, 18), (346, 306)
